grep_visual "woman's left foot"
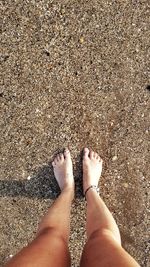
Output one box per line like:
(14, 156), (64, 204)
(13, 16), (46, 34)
(52, 148), (74, 196)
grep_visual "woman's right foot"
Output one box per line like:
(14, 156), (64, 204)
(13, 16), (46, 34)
(52, 148), (74, 196)
(83, 148), (103, 195)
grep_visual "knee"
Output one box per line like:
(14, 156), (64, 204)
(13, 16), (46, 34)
(37, 226), (52, 237)
(82, 229), (121, 263)
(37, 227), (67, 245)
(88, 229), (121, 246)
(88, 228), (110, 240)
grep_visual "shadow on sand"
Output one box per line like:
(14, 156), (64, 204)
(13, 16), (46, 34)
(0, 154), (84, 200)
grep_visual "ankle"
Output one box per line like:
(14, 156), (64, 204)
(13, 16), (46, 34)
(84, 185), (100, 200)
(61, 187), (74, 199)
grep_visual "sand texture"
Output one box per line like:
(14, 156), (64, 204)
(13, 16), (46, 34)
(0, 1), (149, 266)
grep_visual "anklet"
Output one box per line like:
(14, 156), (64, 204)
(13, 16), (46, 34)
(84, 185), (100, 200)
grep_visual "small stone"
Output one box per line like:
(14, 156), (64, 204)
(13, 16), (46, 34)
(123, 182), (129, 188)
(22, 170), (26, 178)
(9, 255), (13, 258)
(79, 37), (84, 44)
(44, 50), (50, 56)
(27, 175), (31, 180)
(35, 108), (40, 113)
(112, 155), (117, 161)
(61, 8), (65, 14)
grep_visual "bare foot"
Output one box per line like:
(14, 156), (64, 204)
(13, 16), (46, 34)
(52, 148), (74, 195)
(83, 147), (103, 194)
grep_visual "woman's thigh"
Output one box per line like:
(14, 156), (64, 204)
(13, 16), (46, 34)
(5, 228), (71, 267)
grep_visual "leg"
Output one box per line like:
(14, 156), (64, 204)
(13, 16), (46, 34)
(80, 148), (140, 267)
(5, 148), (74, 267)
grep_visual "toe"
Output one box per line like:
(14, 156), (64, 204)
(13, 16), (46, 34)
(64, 148), (71, 159)
(95, 153), (99, 159)
(54, 157), (58, 164)
(94, 152), (97, 158)
(53, 157), (57, 165)
(59, 153), (64, 161)
(99, 157), (103, 163)
(56, 154), (60, 161)
(97, 155), (100, 160)
(83, 147), (89, 159)
(52, 161), (55, 167)
(90, 150), (94, 159)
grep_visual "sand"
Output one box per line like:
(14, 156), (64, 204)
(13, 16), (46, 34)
(0, 1), (149, 266)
